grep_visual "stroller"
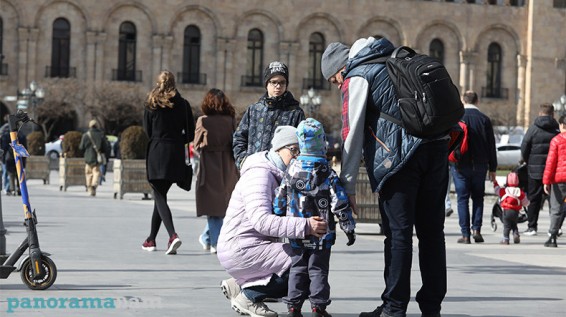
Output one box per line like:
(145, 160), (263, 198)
(490, 163), (529, 232)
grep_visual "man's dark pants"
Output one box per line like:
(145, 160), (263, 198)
(526, 177), (544, 231)
(451, 163), (488, 237)
(378, 140), (448, 316)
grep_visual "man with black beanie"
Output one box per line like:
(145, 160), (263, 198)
(232, 61), (305, 170)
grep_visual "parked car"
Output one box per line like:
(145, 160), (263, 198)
(45, 136), (63, 161)
(496, 143), (522, 168)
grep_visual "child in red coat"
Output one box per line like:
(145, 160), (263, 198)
(493, 172), (530, 245)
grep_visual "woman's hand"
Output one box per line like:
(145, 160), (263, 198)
(307, 216), (327, 238)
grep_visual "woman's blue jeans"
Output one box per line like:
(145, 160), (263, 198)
(200, 216), (223, 247)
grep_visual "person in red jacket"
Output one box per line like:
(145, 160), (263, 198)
(542, 115), (566, 247)
(493, 172), (530, 245)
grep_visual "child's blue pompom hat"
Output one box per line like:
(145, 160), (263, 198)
(297, 118), (327, 157)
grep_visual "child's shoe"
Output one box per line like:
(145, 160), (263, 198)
(312, 306), (332, 317)
(287, 306), (303, 317)
(513, 233), (520, 244)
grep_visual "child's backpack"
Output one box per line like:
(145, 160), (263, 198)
(448, 120), (468, 163)
(374, 46), (465, 138)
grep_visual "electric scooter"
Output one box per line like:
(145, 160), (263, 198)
(0, 110), (57, 290)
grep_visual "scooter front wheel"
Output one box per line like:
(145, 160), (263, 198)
(20, 255), (57, 290)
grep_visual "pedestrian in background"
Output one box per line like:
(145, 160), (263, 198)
(542, 114), (566, 247)
(452, 91), (497, 244)
(194, 88), (239, 254)
(232, 61), (305, 170)
(79, 119), (108, 197)
(321, 37), (448, 317)
(520, 104), (559, 236)
(493, 172), (529, 245)
(142, 70), (195, 255)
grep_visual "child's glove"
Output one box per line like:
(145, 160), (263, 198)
(346, 231), (356, 246)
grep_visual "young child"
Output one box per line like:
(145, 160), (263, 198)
(273, 118), (356, 317)
(493, 171), (530, 245)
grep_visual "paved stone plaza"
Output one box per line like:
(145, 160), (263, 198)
(0, 171), (565, 316)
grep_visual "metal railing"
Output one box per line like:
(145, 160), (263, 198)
(45, 66), (77, 78)
(112, 69), (143, 82)
(481, 87), (509, 99)
(240, 75), (263, 87)
(302, 78), (331, 91)
(0, 63), (7, 76)
(177, 72), (207, 85)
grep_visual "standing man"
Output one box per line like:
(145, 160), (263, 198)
(232, 61), (305, 170)
(452, 91), (497, 244)
(79, 119), (108, 197)
(520, 104), (559, 236)
(322, 37), (448, 317)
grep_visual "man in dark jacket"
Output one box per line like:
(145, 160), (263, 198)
(452, 91), (497, 244)
(232, 61), (305, 170)
(521, 104), (559, 236)
(322, 37), (448, 317)
(79, 119), (108, 197)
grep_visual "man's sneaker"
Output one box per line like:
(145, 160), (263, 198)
(287, 306), (303, 317)
(312, 307), (332, 317)
(359, 305), (383, 317)
(457, 236), (471, 244)
(231, 292), (277, 317)
(199, 233), (211, 251)
(523, 228), (537, 236)
(472, 230), (484, 243)
(500, 239), (510, 245)
(445, 208), (453, 217)
(142, 239), (156, 252)
(221, 278), (241, 301)
(166, 234), (182, 255)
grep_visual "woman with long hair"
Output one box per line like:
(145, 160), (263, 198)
(195, 88), (239, 254)
(142, 70), (195, 255)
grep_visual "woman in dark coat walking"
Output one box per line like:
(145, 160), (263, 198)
(142, 70), (195, 255)
(194, 89), (239, 254)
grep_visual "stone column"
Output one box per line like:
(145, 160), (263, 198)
(516, 54), (528, 126)
(279, 42), (299, 91)
(217, 38), (235, 92)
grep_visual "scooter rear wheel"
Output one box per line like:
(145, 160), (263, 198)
(20, 255), (57, 290)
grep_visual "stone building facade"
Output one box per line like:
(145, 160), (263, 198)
(0, 0), (565, 133)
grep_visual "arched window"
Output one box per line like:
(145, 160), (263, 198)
(50, 18), (71, 77)
(307, 32), (325, 90)
(117, 22), (137, 81)
(244, 28), (264, 86)
(182, 25), (202, 84)
(486, 42), (503, 98)
(429, 39), (445, 65)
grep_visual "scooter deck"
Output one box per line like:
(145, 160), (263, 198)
(0, 265), (16, 278)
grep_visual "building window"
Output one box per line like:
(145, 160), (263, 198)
(180, 25), (204, 84)
(554, 0), (566, 8)
(0, 17), (5, 76)
(486, 42), (504, 98)
(243, 28), (264, 87)
(429, 38), (445, 65)
(510, 0), (525, 6)
(49, 18), (71, 78)
(304, 32), (326, 90)
(117, 21), (137, 81)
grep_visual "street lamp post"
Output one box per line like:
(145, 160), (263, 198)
(18, 81), (45, 125)
(300, 87), (322, 117)
(552, 94), (566, 117)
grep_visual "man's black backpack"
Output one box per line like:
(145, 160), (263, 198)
(371, 46), (464, 138)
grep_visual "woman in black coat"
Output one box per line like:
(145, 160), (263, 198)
(142, 70), (195, 255)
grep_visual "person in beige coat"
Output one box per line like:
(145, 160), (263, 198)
(195, 88), (239, 254)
